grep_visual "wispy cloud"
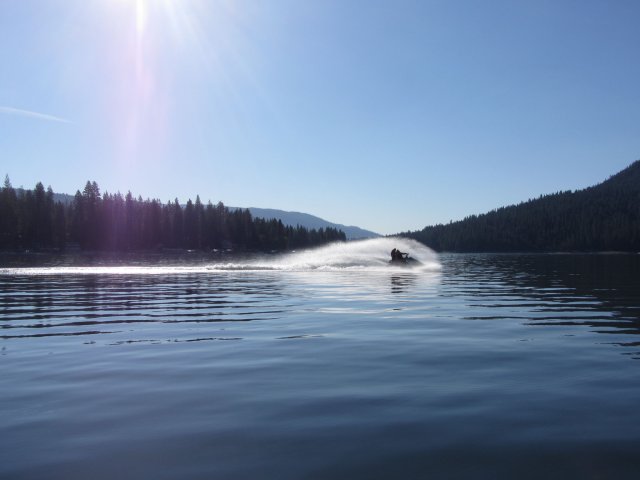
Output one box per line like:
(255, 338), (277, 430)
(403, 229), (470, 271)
(0, 106), (71, 124)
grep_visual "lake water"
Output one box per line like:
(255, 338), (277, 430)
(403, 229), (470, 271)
(2, 238), (640, 479)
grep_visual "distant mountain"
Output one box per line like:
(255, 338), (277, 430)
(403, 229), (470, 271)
(403, 160), (640, 252)
(13, 189), (75, 205)
(237, 207), (379, 240)
(53, 192), (74, 205)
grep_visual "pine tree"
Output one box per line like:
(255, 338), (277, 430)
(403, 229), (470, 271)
(0, 175), (18, 248)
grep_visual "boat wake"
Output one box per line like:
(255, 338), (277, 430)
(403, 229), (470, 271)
(209, 237), (440, 272)
(0, 238), (439, 275)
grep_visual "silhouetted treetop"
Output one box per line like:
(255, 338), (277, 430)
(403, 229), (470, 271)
(0, 179), (346, 252)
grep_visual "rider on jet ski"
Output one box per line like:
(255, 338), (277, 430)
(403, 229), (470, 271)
(390, 248), (408, 262)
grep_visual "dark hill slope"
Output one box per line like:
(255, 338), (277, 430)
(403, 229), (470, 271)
(242, 208), (379, 240)
(404, 160), (640, 252)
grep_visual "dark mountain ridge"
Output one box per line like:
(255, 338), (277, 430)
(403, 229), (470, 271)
(234, 208), (379, 240)
(403, 160), (640, 252)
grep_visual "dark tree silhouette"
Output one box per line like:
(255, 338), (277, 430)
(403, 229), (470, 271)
(0, 179), (346, 252)
(0, 176), (18, 249)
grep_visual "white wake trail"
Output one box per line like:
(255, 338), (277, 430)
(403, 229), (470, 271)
(210, 237), (440, 272)
(0, 238), (440, 275)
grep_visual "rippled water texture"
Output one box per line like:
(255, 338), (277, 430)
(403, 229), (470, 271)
(1, 241), (640, 479)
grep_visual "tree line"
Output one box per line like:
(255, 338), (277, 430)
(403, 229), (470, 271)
(402, 160), (640, 252)
(0, 177), (346, 252)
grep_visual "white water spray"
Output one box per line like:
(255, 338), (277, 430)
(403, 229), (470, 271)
(211, 237), (440, 272)
(0, 238), (440, 275)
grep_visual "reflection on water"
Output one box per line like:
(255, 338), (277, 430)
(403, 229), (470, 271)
(441, 254), (640, 339)
(3, 253), (635, 347)
(0, 273), (290, 341)
(390, 274), (417, 294)
(2, 253), (640, 479)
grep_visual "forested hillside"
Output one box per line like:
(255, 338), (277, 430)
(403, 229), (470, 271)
(403, 160), (640, 252)
(238, 208), (379, 240)
(28, 193), (379, 240)
(0, 179), (346, 252)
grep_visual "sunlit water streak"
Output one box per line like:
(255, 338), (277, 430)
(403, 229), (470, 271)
(1, 248), (640, 479)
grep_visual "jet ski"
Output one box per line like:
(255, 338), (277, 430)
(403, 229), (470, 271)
(389, 254), (421, 267)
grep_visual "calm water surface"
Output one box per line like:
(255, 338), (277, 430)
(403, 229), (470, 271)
(1, 249), (640, 479)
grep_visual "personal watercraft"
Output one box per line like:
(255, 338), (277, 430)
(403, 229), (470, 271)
(389, 254), (421, 267)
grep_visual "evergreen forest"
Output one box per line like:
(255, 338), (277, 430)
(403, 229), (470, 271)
(403, 160), (640, 252)
(0, 178), (346, 252)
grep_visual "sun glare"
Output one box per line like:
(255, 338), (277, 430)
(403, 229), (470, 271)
(101, 0), (260, 179)
(135, 0), (146, 36)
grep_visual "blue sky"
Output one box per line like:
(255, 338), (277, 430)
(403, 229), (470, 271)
(1, 0), (639, 235)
